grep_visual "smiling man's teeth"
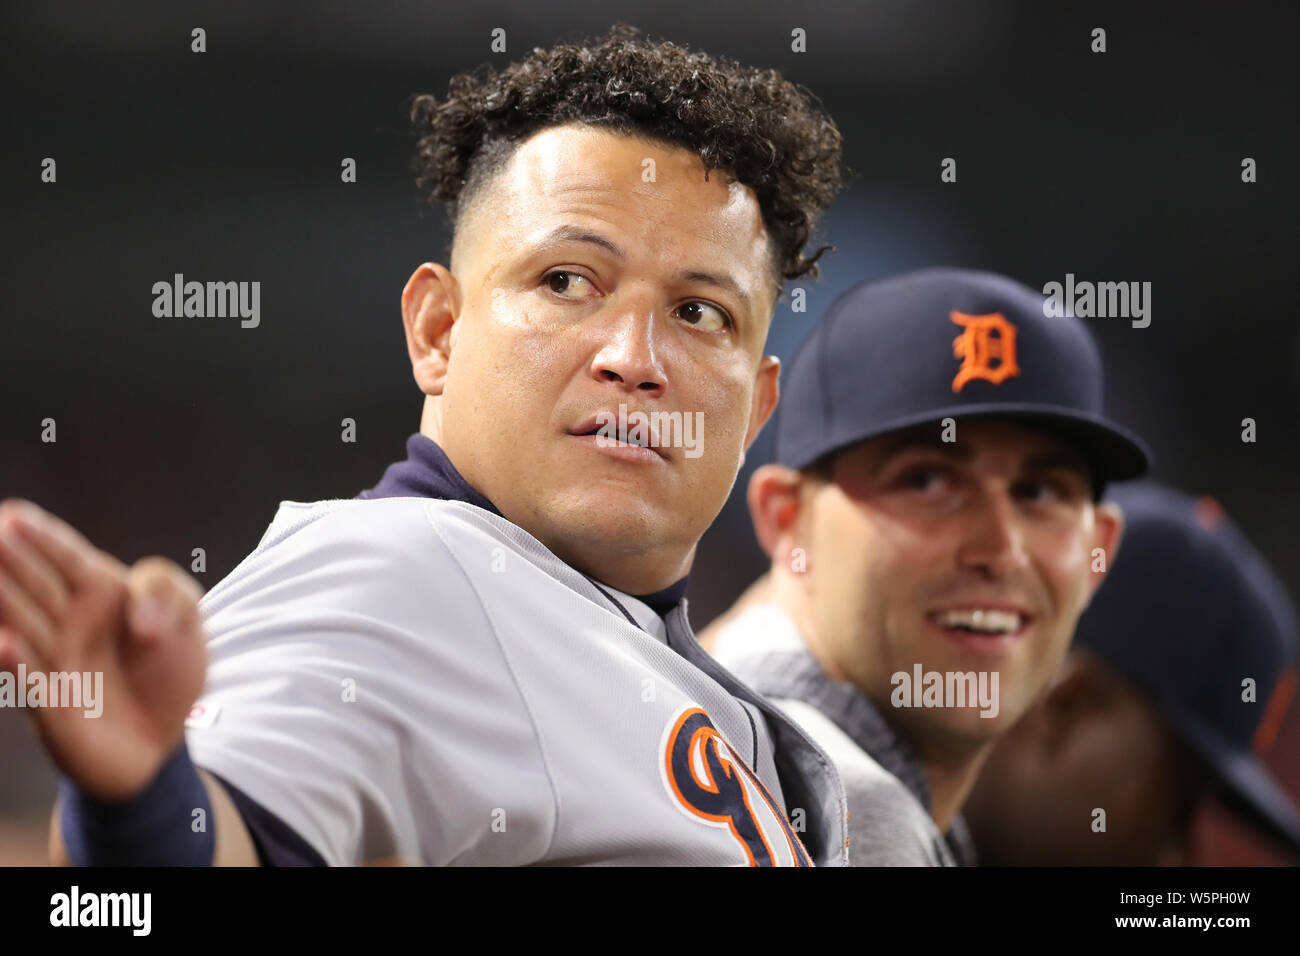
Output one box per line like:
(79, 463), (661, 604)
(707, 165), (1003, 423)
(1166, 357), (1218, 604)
(936, 608), (1022, 633)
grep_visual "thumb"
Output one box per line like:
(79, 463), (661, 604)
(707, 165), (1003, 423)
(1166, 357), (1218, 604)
(125, 557), (203, 640)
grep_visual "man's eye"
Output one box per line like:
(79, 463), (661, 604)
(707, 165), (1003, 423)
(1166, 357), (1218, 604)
(544, 270), (597, 299)
(676, 301), (731, 332)
(901, 467), (949, 492)
(1013, 479), (1063, 503)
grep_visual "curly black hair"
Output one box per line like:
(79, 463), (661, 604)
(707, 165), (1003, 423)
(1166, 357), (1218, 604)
(409, 23), (845, 293)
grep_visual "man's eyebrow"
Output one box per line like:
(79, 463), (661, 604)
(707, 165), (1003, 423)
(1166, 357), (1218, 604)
(878, 432), (974, 462)
(534, 225), (752, 310)
(1024, 450), (1092, 478)
(882, 437), (1091, 477)
(678, 269), (751, 311)
(537, 225), (625, 259)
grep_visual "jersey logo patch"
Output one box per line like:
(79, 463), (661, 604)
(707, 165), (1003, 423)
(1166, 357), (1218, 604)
(184, 701), (220, 728)
(950, 310), (1021, 392)
(659, 705), (812, 866)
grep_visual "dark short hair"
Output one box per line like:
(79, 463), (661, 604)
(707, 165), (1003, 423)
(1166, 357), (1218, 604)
(409, 23), (845, 293)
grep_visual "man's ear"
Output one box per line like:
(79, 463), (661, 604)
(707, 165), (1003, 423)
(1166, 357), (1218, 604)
(743, 355), (780, 452)
(402, 263), (462, 397)
(1084, 501), (1125, 607)
(747, 463), (805, 562)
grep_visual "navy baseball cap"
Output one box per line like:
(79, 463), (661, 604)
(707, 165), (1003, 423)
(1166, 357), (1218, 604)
(1075, 482), (1300, 856)
(774, 268), (1150, 489)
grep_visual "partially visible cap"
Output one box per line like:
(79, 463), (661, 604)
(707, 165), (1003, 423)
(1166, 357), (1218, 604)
(774, 267), (1150, 487)
(1075, 481), (1300, 856)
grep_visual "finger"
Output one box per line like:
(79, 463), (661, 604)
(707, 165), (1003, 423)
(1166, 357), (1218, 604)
(126, 558), (203, 641)
(1, 500), (127, 591)
(138, 557), (203, 607)
(0, 624), (50, 678)
(0, 520), (71, 624)
(0, 565), (56, 662)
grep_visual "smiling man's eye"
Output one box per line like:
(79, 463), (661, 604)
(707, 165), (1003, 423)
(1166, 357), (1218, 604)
(676, 300), (731, 332)
(1013, 479), (1055, 502)
(901, 466), (949, 492)
(544, 270), (597, 299)
(1014, 475), (1086, 505)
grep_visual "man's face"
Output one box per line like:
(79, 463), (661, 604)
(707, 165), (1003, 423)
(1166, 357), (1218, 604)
(416, 124), (780, 591)
(962, 650), (1194, 865)
(795, 420), (1121, 749)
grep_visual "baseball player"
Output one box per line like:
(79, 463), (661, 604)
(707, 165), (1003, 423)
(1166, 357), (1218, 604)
(964, 481), (1300, 865)
(0, 25), (851, 866)
(701, 267), (1149, 864)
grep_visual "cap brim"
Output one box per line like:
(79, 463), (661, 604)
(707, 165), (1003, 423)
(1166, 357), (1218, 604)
(800, 403), (1151, 486)
(961, 406), (1151, 485)
(1166, 706), (1300, 859)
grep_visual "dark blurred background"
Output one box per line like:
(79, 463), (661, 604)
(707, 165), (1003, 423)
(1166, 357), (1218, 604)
(2, 1), (1297, 864)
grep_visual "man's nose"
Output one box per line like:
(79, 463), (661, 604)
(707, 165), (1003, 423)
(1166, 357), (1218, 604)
(589, 303), (668, 397)
(955, 488), (1028, 578)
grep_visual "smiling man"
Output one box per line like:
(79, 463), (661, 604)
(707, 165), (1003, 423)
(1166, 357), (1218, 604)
(964, 481), (1300, 866)
(701, 268), (1148, 865)
(0, 24), (849, 866)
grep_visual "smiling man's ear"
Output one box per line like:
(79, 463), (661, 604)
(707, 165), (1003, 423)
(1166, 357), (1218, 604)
(1083, 501), (1125, 607)
(402, 262), (462, 397)
(747, 462), (806, 562)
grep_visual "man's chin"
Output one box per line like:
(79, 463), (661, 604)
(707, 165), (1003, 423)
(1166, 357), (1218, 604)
(886, 706), (1016, 758)
(881, 659), (1026, 741)
(527, 491), (678, 557)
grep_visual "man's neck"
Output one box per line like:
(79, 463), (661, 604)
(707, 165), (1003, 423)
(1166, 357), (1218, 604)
(911, 736), (995, 833)
(542, 535), (694, 597)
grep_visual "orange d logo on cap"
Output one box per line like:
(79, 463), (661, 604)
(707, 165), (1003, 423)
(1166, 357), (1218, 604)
(950, 310), (1020, 393)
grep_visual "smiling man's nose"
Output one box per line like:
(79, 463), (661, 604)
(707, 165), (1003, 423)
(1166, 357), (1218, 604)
(956, 489), (1028, 578)
(591, 312), (668, 396)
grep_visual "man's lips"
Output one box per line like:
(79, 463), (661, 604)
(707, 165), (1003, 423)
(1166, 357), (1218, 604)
(567, 413), (668, 462)
(569, 432), (664, 463)
(925, 602), (1034, 651)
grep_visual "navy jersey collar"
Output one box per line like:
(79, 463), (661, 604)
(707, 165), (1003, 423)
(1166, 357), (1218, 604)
(357, 433), (688, 615)
(357, 433), (500, 515)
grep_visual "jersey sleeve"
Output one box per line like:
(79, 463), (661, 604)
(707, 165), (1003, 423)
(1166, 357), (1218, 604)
(185, 499), (556, 866)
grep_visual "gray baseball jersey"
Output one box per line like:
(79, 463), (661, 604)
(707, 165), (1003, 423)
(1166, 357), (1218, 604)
(186, 494), (848, 866)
